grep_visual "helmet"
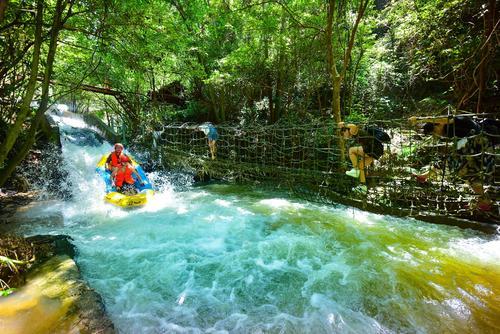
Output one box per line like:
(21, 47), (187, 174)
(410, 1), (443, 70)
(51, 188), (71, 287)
(114, 143), (124, 150)
(120, 154), (129, 163)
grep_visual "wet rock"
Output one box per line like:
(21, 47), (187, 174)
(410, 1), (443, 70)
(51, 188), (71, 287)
(0, 255), (115, 334)
(0, 191), (38, 224)
(3, 174), (30, 193)
(0, 235), (116, 334)
(27, 235), (76, 260)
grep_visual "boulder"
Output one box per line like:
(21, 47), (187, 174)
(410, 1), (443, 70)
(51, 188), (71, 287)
(0, 235), (115, 334)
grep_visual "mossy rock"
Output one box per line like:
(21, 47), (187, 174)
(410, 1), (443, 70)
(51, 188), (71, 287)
(0, 255), (115, 334)
(0, 235), (115, 334)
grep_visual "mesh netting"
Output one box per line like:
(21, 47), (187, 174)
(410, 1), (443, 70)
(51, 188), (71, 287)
(144, 115), (499, 225)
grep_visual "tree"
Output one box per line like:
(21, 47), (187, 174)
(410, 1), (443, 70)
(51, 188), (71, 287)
(326, 0), (370, 166)
(371, 0), (499, 115)
(0, 0), (43, 170)
(0, 0), (74, 187)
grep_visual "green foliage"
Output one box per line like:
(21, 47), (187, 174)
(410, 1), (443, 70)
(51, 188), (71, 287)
(344, 110), (368, 123)
(357, 0), (495, 116)
(4, 0), (494, 141)
(0, 288), (16, 297)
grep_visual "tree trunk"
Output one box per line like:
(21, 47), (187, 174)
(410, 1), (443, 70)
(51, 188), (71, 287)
(0, 0), (8, 23)
(275, 59), (283, 122)
(326, 0), (369, 169)
(206, 85), (220, 122)
(274, 8), (287, 123)
(476, 0), (496, 114)
(326, 0), (341, 119)
(267, 74), (274, 123)
(0, 0), (43, 169)
(219, 87), (226, 122)
(346, 47), (364, 115)
(332, 75), (342, 123)
(326, 0), (345, 168)
(0, 0), (65, 187)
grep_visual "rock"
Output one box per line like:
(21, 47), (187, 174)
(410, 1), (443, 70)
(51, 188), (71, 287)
(0, 255), (115, 334)
(0, 192), (39, 227)
(26, 235), (75, 260)
(4, 174), (31, 193)
(0, 235), (116, 334)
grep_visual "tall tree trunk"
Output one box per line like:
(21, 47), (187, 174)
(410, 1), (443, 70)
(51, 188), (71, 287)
(275, 56), (283, 123)
(327, 0), (343, 124)
(476, 0), (496, 114)
(220, 91), (226, 122)
(326, 0), (345, 167)
(171, 0), (213, 120)
(0, 0), (43, 170)
(0, 0), (8, 23)
(0, 0), (65, 187)
(261, 33), (274, 123)
(346, 48), (365, 115)
(274, 8), (287, 123)
(267, 73), (274, 123)
(207, 86), (220, 122)
(327, 0), (369, 169)
(332, 75), (342, 123)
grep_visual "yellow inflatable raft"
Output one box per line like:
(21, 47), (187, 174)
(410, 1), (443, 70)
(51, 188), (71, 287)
(96, 154), (154, 208)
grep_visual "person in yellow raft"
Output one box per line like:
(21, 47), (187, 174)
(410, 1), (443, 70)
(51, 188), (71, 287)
(339, 122), (390, 194)
(105, 143), (130, 180)
(114, 155), (145, 195)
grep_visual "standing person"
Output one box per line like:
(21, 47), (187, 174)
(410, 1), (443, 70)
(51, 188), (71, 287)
(105, 143), (130, 181)
(339, 122), (390, 193)
(199, 122), (219, 160)
(114, 155), (144, 195)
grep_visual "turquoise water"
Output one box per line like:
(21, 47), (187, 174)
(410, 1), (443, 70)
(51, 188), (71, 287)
(18, 183), (500, 333)
(12, 119), (500, 333)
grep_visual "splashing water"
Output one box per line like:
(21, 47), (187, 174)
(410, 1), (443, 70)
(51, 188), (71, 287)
(8, 118), (500, 333)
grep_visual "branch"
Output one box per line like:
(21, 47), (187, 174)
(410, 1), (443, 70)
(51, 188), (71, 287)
(275, 0), (323, 32)
(437, 17), (500, 81)
(230, 0), (322, 31)
(341, 0), (369, 81)
(57, 39), (94, 51)
(232, 0), (275, 12)
(43, 79), (122, 96)
(62, 24), (100, 37)
(0, 41), (35, 79)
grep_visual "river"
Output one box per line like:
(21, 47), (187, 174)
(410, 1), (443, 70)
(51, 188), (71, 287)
(4, 115), (500, 333)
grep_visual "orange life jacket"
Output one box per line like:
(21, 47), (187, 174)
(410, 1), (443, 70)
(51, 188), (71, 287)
(115, 164), (135, 187)
(107, 152), (123, 168)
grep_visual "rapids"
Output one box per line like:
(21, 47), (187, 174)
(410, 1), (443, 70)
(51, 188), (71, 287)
(4, 114), (500, 333)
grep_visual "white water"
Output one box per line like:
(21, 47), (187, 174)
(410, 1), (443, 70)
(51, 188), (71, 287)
(9, 116), (500, 333)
